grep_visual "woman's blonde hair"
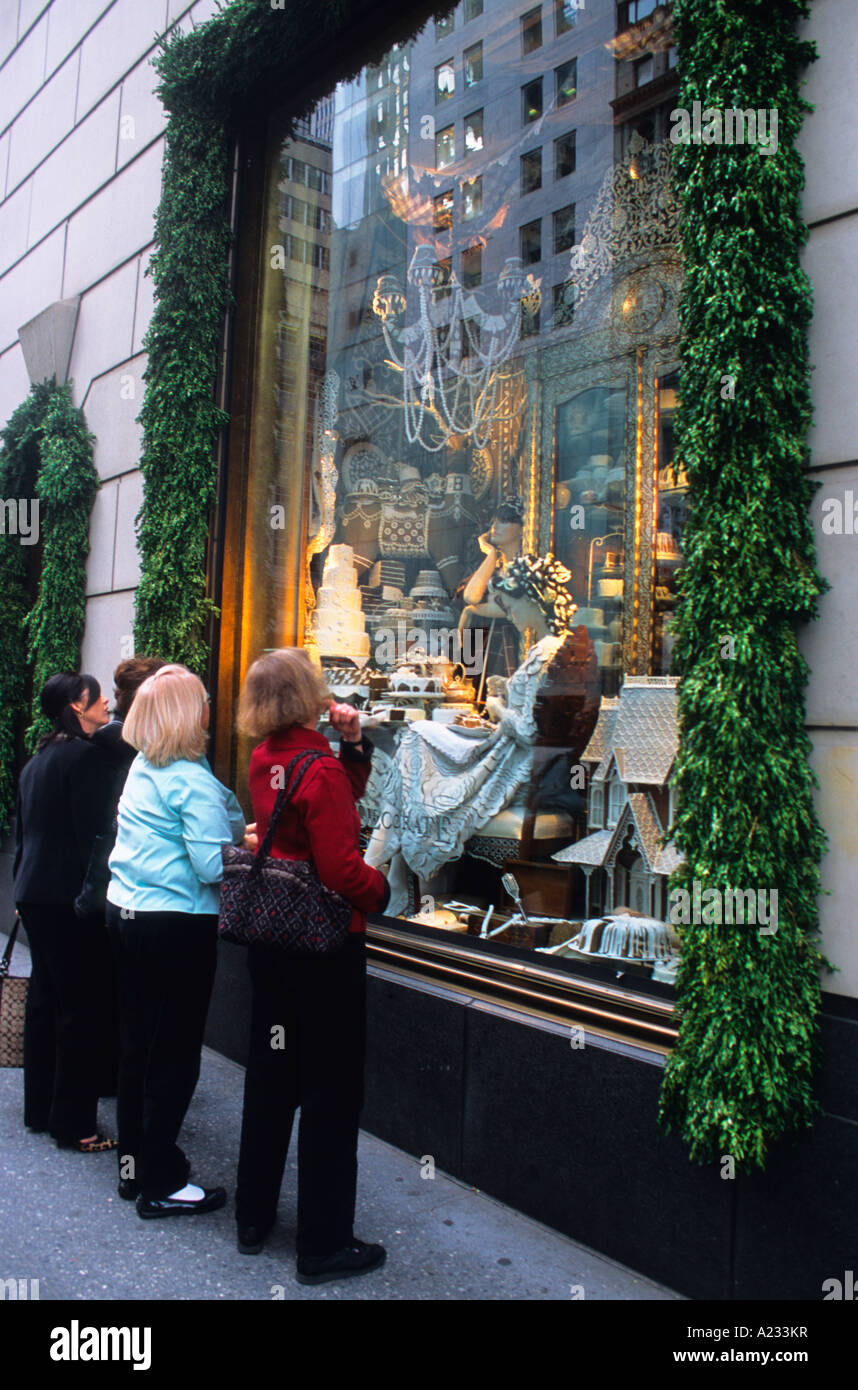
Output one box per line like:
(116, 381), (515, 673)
(122, 663), (208, 766)
(238, 648), (330, 739)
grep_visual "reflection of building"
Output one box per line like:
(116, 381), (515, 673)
(553, 675), (682, 918)
(270, 104), (333, 604)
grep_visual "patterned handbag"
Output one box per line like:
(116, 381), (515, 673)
(0, 915), (29, 1068)
(219, 750), (352, 956)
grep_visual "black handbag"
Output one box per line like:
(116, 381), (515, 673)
(219, 750), (352, 956)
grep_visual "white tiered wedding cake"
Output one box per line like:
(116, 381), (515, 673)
(312, 544), (370, 661)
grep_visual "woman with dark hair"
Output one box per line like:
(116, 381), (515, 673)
(13, 672), (116, 1151)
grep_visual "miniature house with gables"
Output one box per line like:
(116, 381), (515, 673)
(552, 676), (683, 920)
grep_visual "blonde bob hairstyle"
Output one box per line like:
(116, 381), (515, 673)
(122, 663), (208, 766)
(238, 647), (330, 740)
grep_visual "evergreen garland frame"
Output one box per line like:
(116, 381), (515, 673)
(138, 0), (826, 1167)
(0, 380), (98, 831)
(658, 0), (827, 1167)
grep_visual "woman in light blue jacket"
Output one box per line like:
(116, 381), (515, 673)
(106, 663), (249, 1219)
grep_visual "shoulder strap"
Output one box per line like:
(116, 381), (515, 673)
(0, 914), (20, 980)
(254, 750), (338, 866)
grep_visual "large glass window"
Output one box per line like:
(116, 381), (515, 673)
(228, 6), (684, 976)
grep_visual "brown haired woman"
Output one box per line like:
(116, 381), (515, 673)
(234, 647), (390, 1285)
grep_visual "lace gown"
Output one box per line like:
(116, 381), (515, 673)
(364, 635), (563, 878)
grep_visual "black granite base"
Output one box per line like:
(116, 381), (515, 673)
(203, 949), (858, 1300)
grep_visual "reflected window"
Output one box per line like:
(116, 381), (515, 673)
(462, 176), (482, 219)
(521, 148), (542, 196)
(436, 58), (455, 102)
(556, 59), (577, 106)
(555, 130), (576, 179)
(522, 77), (543, 123)
(434, 189), (454, 231)
(634, 55), (654, 88)
(553, 282), (574, 329)
(465, 0), (483, 18)
(522, 7), (542, 54)
(520, 218), (541, 264)
(521, 302), (540, 338)
(553, 203), (575, 254)
(462, 244), (482, 288)
(464, 41), (483, 87)
(619, 0), (657, 27)
(555, 0), (579, 34)
(435, 14), (455, 40)
(436, 124), (455, 169)
(436, 256), (453, 299)
(464, 108), (484, 154)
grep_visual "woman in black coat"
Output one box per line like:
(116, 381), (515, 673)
(13, 672), (117, 1151)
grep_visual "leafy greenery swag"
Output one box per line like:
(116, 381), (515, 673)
(0, 380), (97, 830)
(659, 0), (828, 1168)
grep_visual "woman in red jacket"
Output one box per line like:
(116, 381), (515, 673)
(234, 647), (390, 1284)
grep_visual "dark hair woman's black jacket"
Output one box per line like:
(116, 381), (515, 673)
(74, 719), (138, 916)
(14, 735), (113, 905)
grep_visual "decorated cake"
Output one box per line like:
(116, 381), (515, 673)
(312, 544), (371, 661)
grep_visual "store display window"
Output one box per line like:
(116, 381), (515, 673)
(224, 0), (684, 983)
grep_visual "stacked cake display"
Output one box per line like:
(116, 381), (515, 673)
(312, 544), (371, 661)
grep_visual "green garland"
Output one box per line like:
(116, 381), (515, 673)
(0, 380), (98, 830)
(658, 0), (827, 1167)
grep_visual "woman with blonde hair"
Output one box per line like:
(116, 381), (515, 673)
(234, 647), (389, 1284)
(106, 664), (247, 1218)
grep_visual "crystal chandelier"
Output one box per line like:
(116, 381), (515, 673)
(372, 245), (540, 452)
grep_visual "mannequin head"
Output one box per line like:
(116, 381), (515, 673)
(489, 499), (524, 559)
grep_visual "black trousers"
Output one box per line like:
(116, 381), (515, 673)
(18, 902), (113, 1142)
(235, 934), (367, 1257)
(107, 904), (218, 1200)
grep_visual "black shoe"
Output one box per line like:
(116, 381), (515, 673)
(118, 1178), (140, 1201)
(296, 1240), (386, 1285)
(136, 1187), (227, 1220)
(237, 1224), (270, 1255)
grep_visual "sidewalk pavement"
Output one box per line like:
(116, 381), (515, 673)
(0, 937), (681, 1302)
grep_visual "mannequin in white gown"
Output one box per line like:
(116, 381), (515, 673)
(364, 555), (577, 914)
